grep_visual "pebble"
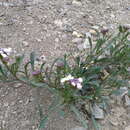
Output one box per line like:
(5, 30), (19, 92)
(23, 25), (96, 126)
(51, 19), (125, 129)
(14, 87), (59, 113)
(36, 38), (42, 42)
(110, 14), (115, 18)
(82, 38), (90, 49)
(72, 0), (82, 6)
(40, 54), (46, 61)
(72, 38), (83, 44)
(85, 32), (91, 38)
(125, 125), (130, 130)
(91, 25), (99, 30)
(77, 44), (85, 50)
(124, 95), (130, 107)
(92, 103), (104, 119)
(108, 115), (118, 126)
(72, 31), (84, 38)
(127, 36), (130, 42)
(54, 19), (63, 28)
(55, 38), (59, 42)
(89, 29), (97, 35)
(14, 83), (23, 88)
(0, 2), (14, 7)
(22, 41), (29, 47)
(119, 87), (128, 97)
(126, 7), (130, 11)
(71, 126), (87, 130)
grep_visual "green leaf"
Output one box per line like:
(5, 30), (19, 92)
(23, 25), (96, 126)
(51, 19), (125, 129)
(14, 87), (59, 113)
(91, 116), (101, 130)
(0, 64), (7, 77)
(57, 109), (65, 117)
(40, 62), (46, 72)
(70, 105), (88, 129)
(128, 89), (130, 96)
(30, 52), (35, 71)
(39, 116), (48, 129)
(24, 61), (31, 78)
(81, 95), (93, 100)
(15, 54), (24, 66)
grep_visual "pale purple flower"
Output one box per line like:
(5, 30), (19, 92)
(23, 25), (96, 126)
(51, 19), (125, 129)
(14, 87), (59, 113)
(101, 28), (109, 35)
(32, 70), (41, 76)
(56, 61), (64, 68)
(3, 57), (10, 62)
(60, 75), (83, 89)
(77, 83), (82, 89)
(69, 78), (83, 90)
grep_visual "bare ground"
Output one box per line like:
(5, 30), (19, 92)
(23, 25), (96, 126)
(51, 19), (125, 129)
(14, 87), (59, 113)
(0, 0), (130, 130)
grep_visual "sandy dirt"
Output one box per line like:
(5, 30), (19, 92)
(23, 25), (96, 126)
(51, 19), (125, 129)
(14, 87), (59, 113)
(0, 0), (130, 130)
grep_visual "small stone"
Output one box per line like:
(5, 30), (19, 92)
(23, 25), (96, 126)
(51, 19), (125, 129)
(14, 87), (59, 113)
(54, 19), (63, 28)
(85, 32), (91, 38)
(14, 83), (22, 88)
(119, 87), (128, 97)
(19, 100), (23, 103)
(77, 44), (85, 50)
(36, 38), (42, 42)
(72, 0), (82, 6)
(126, 7), (130, 10)
(100, 21), (106, 26)
(0, 2), (14, 7)
(108, 115), (118, 126)
(63, 25), (73, 32)
(89, 29), (97, 35)
(112, 87), (128, 98)
(82, 38), (90, 49)
(127, 113), (130, 120)
(27, 21), (33, 24)
(3, 102), (9, 107)
(40, 54), (46, 61)
(122, 121), (126, 125)
(127, 36), (130, 42)
(92, 104), (104, 119)
(71, 126), (87, 130)
(124, 95), (130, 106)
(125, 125), (130, 130)
(92, 25), (99, 30)
(110, 14), (115, 18)
(72, 38), (83, 44)
(72, 31), (84, 38)
(55, 38), (59, 42)
(22, 41), (29, 47)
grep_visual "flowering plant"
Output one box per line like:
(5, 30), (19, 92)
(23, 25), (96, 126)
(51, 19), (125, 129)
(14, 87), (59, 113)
(0, 26), (130, 129)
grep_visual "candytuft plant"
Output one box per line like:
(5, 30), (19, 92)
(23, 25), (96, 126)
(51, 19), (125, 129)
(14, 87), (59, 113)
(0, 26), (130, 129)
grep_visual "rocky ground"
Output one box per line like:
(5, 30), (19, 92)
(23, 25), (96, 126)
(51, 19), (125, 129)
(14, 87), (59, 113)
(0, 0), (130, 130)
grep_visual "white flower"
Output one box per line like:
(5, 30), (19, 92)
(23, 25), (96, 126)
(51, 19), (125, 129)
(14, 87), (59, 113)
(78, 78), (83, 83)
(77, 83), (82, 90)
(66, 74), (74, 80)
(60, 78), (67, 83)
(60, 74), (74, 83)
(0, 52), (7, 58)
(0, 48), (12, 58)
(3, 48), (12, 55)
(71, 82), (76, 86)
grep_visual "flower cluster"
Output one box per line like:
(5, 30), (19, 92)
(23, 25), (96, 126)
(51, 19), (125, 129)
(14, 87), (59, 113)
(69, 78), (83, 89)
(60, 74), (83, 89)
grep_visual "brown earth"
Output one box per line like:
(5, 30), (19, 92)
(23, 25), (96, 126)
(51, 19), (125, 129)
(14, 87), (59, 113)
(0, 0), (130, 130)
